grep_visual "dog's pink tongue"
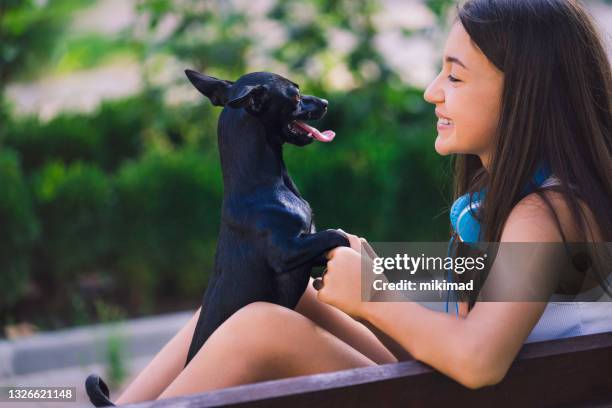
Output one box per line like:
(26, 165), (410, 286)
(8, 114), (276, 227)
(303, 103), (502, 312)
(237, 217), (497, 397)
(295, 121), (336, 142)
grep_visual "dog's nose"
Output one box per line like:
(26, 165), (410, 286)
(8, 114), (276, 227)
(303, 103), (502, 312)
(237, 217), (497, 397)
(320, 98), (328, 109)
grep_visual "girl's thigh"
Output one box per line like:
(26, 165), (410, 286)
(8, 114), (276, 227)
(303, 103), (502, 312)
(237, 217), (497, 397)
(295, 278), (399, 364)
(158, 301), (379, 398)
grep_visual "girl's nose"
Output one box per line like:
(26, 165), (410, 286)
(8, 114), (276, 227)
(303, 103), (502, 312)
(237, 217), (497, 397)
(423, 76), (444, 104)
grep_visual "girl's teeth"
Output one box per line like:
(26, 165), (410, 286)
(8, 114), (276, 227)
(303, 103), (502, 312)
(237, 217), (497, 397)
(438, 118), (452, 125)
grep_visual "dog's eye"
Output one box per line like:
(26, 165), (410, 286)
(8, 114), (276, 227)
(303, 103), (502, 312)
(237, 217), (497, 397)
(293, 94), (301, 104)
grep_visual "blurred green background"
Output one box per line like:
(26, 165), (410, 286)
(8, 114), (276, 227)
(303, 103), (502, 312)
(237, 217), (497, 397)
(1, 0), (608, 335)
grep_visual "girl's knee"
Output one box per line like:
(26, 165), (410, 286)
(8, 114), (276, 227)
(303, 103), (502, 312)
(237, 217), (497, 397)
(233, 301), (302, 329)
(228, 302), (317, 346)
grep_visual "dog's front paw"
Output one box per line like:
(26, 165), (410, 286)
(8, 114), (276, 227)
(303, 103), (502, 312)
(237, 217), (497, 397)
(324, 229), (351, 248)
(312, 253), (328, 267)
(307, 230), (349, 269)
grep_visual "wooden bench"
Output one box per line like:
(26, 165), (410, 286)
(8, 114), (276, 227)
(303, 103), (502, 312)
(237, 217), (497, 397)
(123, 332), (612, 407)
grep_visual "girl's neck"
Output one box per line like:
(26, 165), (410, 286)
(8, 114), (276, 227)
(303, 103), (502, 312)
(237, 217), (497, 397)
(478, 152), (491, 172)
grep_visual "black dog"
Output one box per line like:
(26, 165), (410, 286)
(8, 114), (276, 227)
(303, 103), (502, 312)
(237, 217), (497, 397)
(183, 69), (350, 365)
(85, 70), (349, 407)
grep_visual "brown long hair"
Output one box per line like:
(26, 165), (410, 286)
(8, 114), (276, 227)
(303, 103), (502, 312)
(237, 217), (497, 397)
(454, 0), (611, 243)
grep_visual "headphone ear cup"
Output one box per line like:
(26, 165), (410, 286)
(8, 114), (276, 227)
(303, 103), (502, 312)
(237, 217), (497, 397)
(450, 194), (470, 229)
(450, 193), (483, 244)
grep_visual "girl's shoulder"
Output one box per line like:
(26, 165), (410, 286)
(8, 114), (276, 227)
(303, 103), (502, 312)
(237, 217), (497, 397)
(502, 188), (602, 243)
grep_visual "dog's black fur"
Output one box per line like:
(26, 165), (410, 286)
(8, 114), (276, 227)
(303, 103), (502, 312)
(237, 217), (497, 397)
(183, 70), (349, 366)
(84, 70), (349, 407)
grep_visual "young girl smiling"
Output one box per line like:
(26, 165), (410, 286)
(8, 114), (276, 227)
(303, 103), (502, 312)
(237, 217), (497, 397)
(94, 0), (611, 405)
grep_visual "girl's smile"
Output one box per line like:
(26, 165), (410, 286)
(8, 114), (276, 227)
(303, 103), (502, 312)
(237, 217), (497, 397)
(435, 109), (454, 132)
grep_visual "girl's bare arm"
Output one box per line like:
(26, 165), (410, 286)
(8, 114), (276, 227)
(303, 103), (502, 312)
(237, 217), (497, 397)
(359, 193), (574, 389)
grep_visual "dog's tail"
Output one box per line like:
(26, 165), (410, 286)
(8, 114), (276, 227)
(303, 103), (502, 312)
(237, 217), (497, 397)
(85, 374), (116, 407)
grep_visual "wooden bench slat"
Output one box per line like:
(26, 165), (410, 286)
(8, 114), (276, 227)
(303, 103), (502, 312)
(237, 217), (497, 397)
(123, 332), (612, 408)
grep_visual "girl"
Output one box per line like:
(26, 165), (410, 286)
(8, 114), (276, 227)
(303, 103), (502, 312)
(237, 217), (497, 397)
(98, 0), (611, 404)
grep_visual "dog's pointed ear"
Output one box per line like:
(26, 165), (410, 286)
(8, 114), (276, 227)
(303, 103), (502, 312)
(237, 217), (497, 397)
(185, 69), (234, 106)
(227, 85), (269, 112)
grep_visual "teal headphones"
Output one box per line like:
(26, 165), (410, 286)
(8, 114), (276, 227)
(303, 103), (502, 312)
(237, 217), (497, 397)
(445, 162), (552, 316)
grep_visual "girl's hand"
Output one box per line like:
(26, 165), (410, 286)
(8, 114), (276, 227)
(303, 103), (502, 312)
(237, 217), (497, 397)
(316, 242), (372, 320)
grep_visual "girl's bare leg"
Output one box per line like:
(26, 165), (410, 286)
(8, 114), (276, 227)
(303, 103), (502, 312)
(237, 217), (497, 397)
(295, 278), (400, 363)
(157, 301), (377, 400)
(116, 277), (400, 405)
(114, 307), (202, 405)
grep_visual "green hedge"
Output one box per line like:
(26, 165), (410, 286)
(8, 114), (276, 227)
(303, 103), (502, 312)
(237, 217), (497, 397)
(111, 150), (222, 311)
(0, 94), (155, 174)
(32, 161), (113, 283)
(0, 150), (39, 310)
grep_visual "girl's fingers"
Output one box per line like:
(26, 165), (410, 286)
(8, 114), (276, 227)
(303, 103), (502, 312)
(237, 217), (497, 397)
(360, 237), (379, 259)
(338, 229), (362, 251)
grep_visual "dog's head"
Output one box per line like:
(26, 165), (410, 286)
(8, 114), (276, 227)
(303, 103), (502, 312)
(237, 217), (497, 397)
(185, 69), (336, 146)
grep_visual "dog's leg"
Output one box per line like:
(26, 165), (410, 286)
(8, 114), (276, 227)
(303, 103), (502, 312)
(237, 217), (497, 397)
(267, 229), (350, 275)
(184, 273), (221, 367)
(311, 253), (328, 268)
(307, 222), (330, 268)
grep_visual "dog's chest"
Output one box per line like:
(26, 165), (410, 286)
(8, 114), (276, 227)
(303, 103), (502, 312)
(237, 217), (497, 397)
(278, 187), (312, 227)
(222, 184), (313, 234)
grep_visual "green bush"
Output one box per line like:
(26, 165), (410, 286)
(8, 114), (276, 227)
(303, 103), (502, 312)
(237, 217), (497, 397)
(91, 96), (148, 172)
(2, 114), (102, 173)
(1, 95), (154, 174)
(32, 161), (113, 284)
(111, 149), (222, 311)
(0, 150), (39, 309)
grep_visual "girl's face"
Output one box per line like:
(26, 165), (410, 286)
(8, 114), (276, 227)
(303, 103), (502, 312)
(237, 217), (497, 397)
(424, 22), (504, 168)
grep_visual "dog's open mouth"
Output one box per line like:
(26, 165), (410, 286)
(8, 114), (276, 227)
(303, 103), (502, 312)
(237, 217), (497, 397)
(287, 121), (336, 142)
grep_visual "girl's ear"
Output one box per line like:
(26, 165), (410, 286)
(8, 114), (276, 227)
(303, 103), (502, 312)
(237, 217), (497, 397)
(184, 69), (234, 106)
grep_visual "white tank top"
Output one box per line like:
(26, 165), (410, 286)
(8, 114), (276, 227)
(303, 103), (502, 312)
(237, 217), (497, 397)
(524, 176), (612, 343)
(525, 285), (612, 343)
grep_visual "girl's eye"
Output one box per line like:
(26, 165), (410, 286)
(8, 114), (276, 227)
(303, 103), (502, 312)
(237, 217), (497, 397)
(448, 74), (461, 83)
